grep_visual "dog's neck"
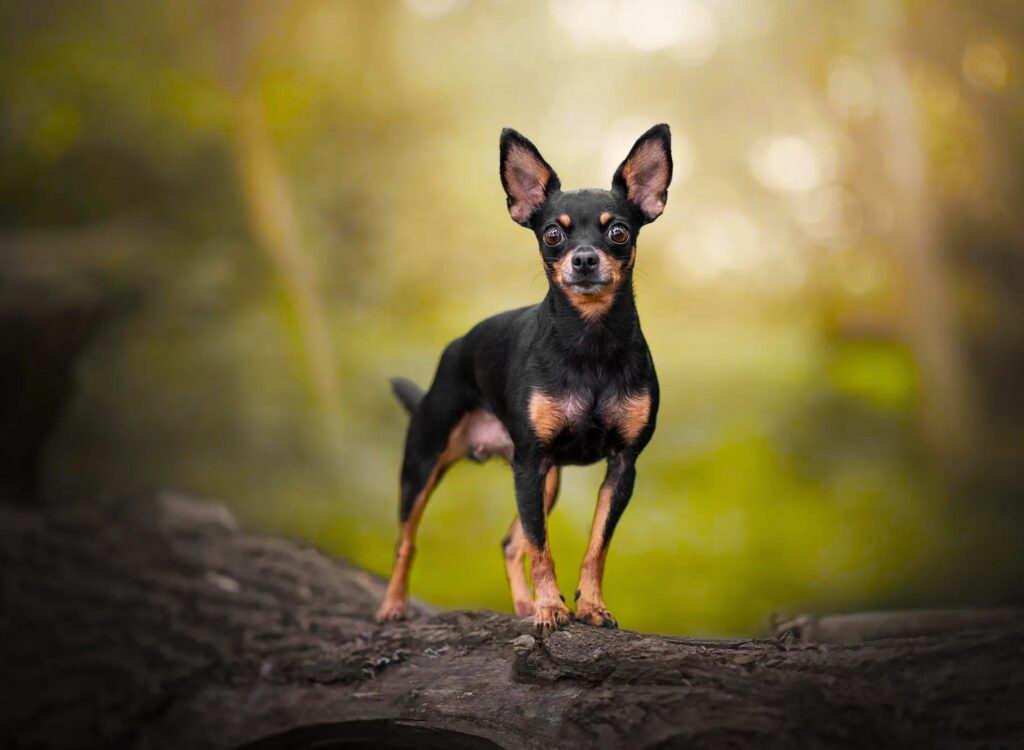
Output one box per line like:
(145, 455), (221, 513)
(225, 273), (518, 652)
(538, 281), (641, 363)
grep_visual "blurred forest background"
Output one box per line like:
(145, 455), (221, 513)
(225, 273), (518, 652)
(2, 0), (1023, 636)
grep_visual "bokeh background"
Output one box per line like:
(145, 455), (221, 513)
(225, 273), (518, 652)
(3, 0), (1023, 636)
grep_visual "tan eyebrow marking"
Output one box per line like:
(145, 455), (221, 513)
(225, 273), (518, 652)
(599, 212), (612, 226)
(558, 214), (572, 228)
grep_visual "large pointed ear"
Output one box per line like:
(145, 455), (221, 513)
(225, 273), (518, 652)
(500, 128), (561, 226)
(612, 124), (673, 223)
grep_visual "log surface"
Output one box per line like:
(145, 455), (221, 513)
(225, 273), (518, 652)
(1, 493), (1022, 750)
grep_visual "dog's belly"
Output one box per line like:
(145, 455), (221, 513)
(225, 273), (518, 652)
(458, 409), (606, 466)
(459, 409), (514, 463)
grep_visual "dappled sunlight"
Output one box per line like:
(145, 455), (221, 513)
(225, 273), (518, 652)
(749, 135), (828, 194)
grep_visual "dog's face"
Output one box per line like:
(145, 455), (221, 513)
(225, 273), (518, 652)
(499, 125), (672, 319)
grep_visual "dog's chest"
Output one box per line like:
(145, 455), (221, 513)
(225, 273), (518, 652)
(528, 386), (651, 450)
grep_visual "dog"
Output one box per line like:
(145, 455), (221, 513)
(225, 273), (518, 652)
(376, 124), (672, 634)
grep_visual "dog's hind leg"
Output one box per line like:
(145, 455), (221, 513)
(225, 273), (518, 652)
(376, 346), (473, 622)
(375, 410), (467, 622)
(502, 466), (560, 616)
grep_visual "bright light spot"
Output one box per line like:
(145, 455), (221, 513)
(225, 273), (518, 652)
(714, 0), (773, 40)
(674, 208), (759, 280)
(542, 100), (606, 164)
(792, 184), (863, 247)
(550, 0), (617, 43)
(403, 0), (465, 18)
(666, 2), (719, 65)
(749, 136), (822, 193)
(962, 32), (1010, 91)
(618, 0), (686, 51)
(827, 57), (875, 119)
(602, 116), (693, 186)
(836, 254), (886, 297)
(550, 0), (716, 59)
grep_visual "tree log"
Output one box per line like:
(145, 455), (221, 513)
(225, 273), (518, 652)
(1, 493), (1022, 750)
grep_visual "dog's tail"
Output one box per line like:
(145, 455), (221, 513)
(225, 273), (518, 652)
(390, 377), (425, 415)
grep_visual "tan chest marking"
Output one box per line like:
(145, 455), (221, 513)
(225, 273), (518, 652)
(528, 390), (590, 443)
(600, 390), (651, 443)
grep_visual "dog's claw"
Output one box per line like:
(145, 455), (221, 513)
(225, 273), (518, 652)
(533, 604), (573, 636)
(575, 604), (618, 629)
(375, 598), (407, 623)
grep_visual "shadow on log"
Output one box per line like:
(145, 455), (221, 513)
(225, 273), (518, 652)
(1, 493), (1022, 749)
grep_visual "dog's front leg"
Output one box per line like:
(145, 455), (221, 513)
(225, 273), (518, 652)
(574, 450), (637, 628)
(513, 455), (572, 635)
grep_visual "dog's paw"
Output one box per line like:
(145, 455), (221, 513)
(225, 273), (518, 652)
(375, 597), (407, 623)
(533, 603), (573, 637)
(575, 602), (618, 628)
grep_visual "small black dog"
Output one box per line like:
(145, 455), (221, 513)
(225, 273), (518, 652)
(377, 125), (672, 634)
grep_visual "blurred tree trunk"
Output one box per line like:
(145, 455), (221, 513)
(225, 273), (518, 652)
(0, 283), (104, 503)
(0, 216), (153, 503)
(872, 14), (979, 471)
(213, 0), (346, 458)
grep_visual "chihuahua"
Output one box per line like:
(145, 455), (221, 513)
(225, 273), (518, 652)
(376, 124), (672, 634)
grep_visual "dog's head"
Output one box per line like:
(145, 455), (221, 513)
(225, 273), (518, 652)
(499, 125), (672, 319)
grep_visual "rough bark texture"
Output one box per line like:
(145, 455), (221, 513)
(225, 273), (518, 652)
(2, 493), (1022, 750)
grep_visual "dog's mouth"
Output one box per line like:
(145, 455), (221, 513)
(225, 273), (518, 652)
(567, 278), (612, 295)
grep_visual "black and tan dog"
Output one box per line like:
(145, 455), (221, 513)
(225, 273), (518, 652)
(376, 124), (672, 634)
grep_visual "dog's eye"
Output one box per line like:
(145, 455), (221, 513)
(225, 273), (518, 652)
(608, 223), (630, 244)
(543, 227), (564, 247)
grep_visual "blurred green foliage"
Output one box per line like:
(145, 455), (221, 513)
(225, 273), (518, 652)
(3, 0), (1024, 635)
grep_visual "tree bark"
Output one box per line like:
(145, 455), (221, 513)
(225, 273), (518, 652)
(1, 493), (1022, 750)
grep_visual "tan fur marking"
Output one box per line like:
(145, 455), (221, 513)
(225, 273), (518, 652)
(529, 391), (565, 442)
(576, 482), (612, 606)
(504, 467), (560, 616)
(526, 470), (571, 629)
(558, 214), (571, 228)
(599, 212), (612, 226)
(503, 520), (533, 616)
(526, 538), (572, 631)
(601, 390), (651, 443)
(527, 541), (560, 605)
(528, 390), (595, 442)
(575, 459), (628, 627)
(543, 465), (559, 505)
(551, 250), (626, 321)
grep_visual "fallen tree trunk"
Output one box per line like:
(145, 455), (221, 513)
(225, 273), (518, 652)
(1, 493), (1022, 750)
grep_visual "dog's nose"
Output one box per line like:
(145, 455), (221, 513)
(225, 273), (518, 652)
(571, 248), (599, 272)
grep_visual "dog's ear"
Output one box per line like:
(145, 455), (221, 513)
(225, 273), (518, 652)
(612, 124), (673, 223)
(500, 128), (561, 226)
